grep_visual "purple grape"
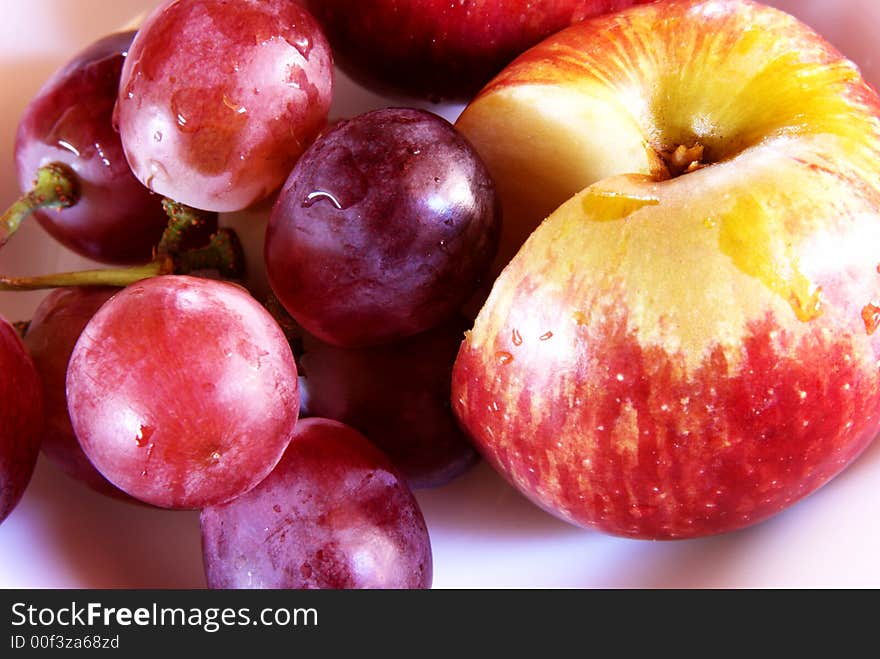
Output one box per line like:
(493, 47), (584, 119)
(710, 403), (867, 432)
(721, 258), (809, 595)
(201, 418), (432, 589)
(23, 287), (123, 496)
(0, 317), (43, 524)
(14, 31), (169, 264)
(265, 107), (500, 347)
(299, 318), (479, 488)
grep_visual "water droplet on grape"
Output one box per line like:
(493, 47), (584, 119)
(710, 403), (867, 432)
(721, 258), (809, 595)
(135, 424), (155, 448)
(145, 160), (168, 191)
(222, 94), (247, 115)
(496, 351), (514, 365)
(170, 90), (205, 134)
(287, 33), (313, 59)
(303, 190), (344, 210)
(56, 139), (80, 157)
(273, 504), (282, 513)
(153, 131), (163, 143)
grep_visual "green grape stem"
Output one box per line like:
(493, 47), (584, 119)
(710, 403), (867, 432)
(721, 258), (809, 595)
(157, 199), (215, 257)
(0, 228), (245, 292)
(0, 163), (80, 249)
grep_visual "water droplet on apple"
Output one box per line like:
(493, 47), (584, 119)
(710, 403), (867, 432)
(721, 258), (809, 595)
(496, 351), (514, 365)
(511, 329), (523, 346)
(539, 331), (554, 341)
(862, 302), (880, 335)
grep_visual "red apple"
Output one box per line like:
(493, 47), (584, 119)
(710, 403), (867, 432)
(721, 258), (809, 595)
(452, 0), (880, 539)
(303, 0), (653, 100)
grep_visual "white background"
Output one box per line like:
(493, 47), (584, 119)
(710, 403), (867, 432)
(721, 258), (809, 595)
(1, 0), (879, 588)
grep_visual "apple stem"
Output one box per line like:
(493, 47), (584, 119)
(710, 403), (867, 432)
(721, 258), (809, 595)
(0, 163), (80, 249)
(648, 142), (708, 181)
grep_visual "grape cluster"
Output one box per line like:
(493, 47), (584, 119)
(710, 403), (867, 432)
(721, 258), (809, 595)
(0, 0), (504, 590)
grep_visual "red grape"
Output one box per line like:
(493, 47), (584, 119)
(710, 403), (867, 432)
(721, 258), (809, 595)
(299, 318), (479, 489)
(0, 317), (43, 524)
(200, 418), (432, 589)
(23, 287), (123, 496)
(115, 0), (334, 212)
(14, 31), (169, 264)
(66, 275), (300, 509)
(265, 108), (500, 347)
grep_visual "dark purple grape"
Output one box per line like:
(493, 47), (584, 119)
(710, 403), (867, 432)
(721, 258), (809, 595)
(201, 417), (432, 589)
(14, 31), (169, 264)
(265, 107), (500, 347)
(0, 317), (43, 524)
(115, 0), (334, 212)
(66, 276), (300, 509)
(299, 318), (479, 488)
(23, 287), (124, 496)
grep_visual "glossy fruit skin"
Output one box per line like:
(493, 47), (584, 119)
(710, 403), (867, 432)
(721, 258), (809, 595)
(299, 318), (479, 489)
(24, 287), (123, 496)
(115, 0), (334, 212)
(201, 418), (432, 589)
(304, 0), (651, 100)
(66, 276), (300, 509)
(452, 0), (880, 539)
(15, 31), (168, 264)
(0, 318), (43, 524)
(265, 108), (500, 347)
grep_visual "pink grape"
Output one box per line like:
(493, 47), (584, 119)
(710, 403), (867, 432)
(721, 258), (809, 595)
(66, 276), (300, 509)
(201, 418), (432, 589)
(0, 318), (43, 524)
(115, 0), (334, 212)
(14, 31), (169, 264)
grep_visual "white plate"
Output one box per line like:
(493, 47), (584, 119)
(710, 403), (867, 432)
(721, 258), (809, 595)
(1, 0), (880, 589)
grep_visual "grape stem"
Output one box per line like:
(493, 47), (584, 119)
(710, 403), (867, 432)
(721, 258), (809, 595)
(12, 321), (30, 339)
(0, 229), (245, 292)
(0, 163), (79, 249)
(263, 293), (305, 363)
(157, 199), (213, 256)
